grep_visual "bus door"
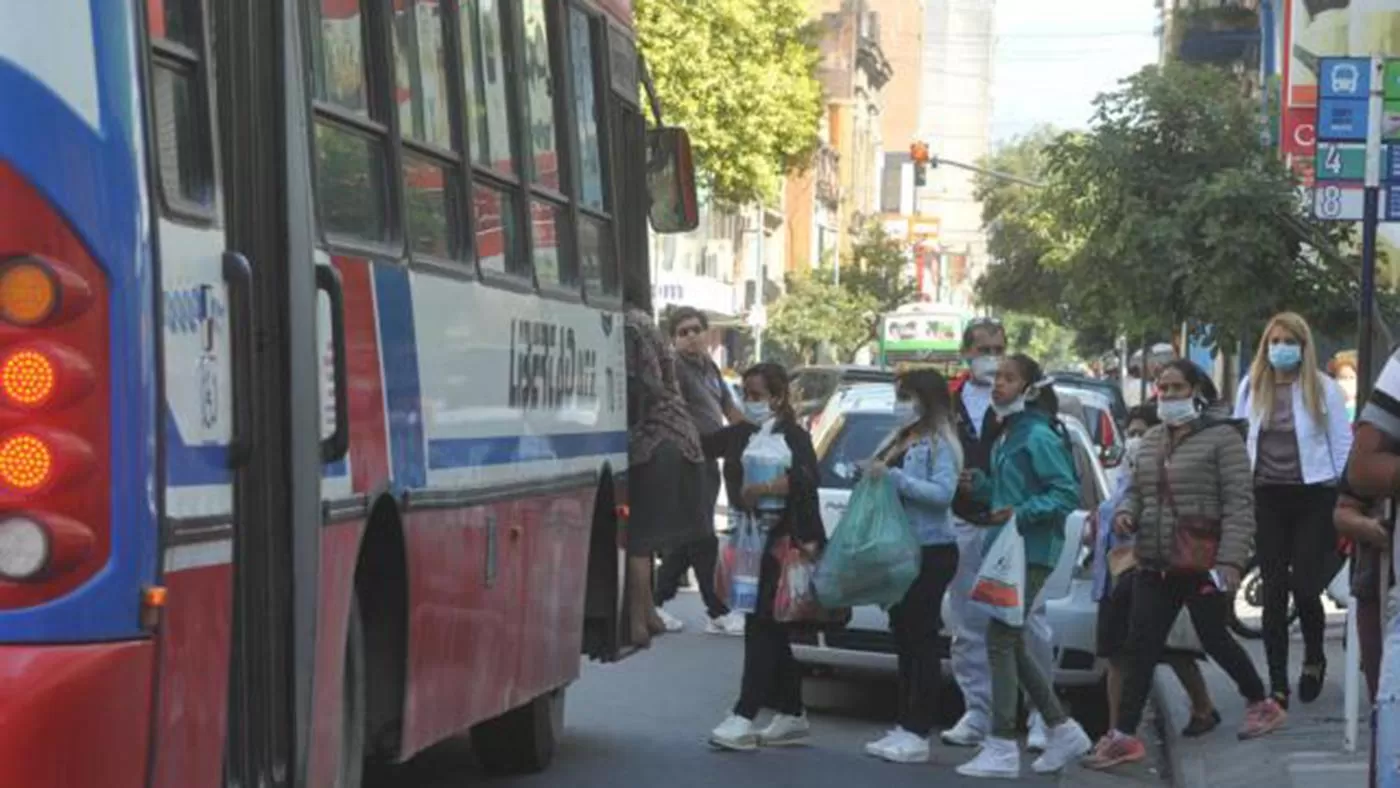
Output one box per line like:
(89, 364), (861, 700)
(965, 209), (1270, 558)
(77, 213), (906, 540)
(143, 0), (320, 786)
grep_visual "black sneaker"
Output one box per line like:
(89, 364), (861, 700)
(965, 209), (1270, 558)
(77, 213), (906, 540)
(1299, 660), (1327, 704)
(1182, 709), (1222, 738)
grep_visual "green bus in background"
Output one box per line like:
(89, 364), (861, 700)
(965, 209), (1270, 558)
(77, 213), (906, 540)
(877, 303), (976, 369)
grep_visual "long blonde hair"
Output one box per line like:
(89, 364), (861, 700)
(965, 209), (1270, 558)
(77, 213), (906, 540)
(1248, 312), (1325, 424)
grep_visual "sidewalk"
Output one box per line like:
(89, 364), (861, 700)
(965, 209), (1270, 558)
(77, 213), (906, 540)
(1152, 620), (1371, 788)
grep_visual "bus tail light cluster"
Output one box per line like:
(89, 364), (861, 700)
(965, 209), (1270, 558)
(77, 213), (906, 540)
(0, 164), (111, 610)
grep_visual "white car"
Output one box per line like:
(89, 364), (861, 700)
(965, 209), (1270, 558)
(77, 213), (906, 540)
(793, 408), (1106, 686)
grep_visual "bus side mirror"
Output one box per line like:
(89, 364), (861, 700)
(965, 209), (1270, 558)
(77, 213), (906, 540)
(646, 127), (699, 233)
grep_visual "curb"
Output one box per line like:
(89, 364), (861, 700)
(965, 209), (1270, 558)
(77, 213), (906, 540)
(1151, 667), (1206, 788)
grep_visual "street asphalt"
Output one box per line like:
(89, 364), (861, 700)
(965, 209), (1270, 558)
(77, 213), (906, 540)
(371, 589), (1165, 788)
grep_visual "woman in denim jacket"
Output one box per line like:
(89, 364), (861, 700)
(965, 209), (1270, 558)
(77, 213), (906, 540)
(861, 368), (964, 764)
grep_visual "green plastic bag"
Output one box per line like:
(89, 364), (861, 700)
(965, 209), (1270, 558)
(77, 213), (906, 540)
(813, 475), (921, 608)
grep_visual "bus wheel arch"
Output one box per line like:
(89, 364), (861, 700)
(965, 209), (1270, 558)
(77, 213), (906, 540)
(354, 493), (409, 761)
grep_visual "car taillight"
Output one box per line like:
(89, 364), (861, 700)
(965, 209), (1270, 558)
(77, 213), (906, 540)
(0, 164), (109, 609)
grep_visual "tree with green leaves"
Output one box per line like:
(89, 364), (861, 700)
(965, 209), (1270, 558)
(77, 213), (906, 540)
(635, 0), (823, 205)
(977, 63), (1365, 355)
(766, 222), (920, 362)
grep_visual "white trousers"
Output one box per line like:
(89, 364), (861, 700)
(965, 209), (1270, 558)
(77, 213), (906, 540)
(946, 521), (1055, 724)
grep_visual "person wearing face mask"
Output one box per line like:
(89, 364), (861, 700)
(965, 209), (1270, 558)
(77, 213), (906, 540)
(1086, 360), (1284, 770)
(954, 354), (1093, 778)
(943, 318), (1041, 750)
(705, 363), (826, 751)
(859, 368), (964, 763)
(1233, 312), (1352, 708)
(1090, 404), (1220, 745)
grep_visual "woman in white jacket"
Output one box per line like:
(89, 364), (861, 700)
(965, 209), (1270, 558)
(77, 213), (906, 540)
(1234, 312), (1352, 708)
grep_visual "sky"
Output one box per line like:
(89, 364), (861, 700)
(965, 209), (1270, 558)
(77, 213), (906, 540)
(990, 0), (1162, 144)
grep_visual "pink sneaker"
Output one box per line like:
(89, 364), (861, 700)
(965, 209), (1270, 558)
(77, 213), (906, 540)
(1080, 731), (1146, 770)
(1238, 698), (1287, 740)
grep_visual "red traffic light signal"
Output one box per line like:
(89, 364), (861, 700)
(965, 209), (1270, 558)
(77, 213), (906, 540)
(910, 141), (930, 164)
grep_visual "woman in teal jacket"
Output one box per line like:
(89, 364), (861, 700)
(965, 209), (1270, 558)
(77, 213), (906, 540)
(955, 354), (1091, 779)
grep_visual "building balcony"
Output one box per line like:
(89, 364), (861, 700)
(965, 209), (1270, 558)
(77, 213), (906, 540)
(1171, 4), (1260, 66)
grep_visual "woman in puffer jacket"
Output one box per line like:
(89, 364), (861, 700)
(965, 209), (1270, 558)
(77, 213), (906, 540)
(1084, 360), (1285, 771)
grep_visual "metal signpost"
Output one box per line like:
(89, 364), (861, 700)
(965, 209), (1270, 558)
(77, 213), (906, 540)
(1311, 56), (1392, 771)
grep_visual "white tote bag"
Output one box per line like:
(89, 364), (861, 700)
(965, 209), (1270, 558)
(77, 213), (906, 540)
(970, 519), (1027, 628)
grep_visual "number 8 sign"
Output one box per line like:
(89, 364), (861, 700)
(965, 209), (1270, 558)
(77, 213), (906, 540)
(1313, 182), (1365, 221)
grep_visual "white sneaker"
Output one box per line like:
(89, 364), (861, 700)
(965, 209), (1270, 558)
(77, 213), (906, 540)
(941, 711), (989, 747)
(1031, 719), (1092, 774)
(1026, 712), (1048, 752)
(656, 607), (684, 633)
(705, 616), (728, 635)
(721, 611), (747, 636)
(758, 713), (810, 746)
(866, 728), (930, 763)
(956, 737), (1021, 779)
(709, 714), (758, 751)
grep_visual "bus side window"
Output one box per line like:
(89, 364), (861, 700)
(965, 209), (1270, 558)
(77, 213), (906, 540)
(147, 0), (219, 220)
(307, 0), (393, 247)
(566, 6), (617, 300)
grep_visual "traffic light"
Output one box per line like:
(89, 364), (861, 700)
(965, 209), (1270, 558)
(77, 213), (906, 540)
(910, 140), (930, 164)
(914, 163), (927, 187)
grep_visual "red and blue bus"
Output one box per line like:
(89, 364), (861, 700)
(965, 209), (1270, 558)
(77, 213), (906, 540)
(0, 0), (696, 785)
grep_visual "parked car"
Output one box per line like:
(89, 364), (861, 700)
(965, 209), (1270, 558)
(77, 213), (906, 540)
(791, 365), (895, 426)
(1051, 372), (1129, 427)
(1055, 385), (1128, 490)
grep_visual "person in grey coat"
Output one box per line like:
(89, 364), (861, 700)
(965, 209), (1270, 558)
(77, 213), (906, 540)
(1085, 360), (1284, 770)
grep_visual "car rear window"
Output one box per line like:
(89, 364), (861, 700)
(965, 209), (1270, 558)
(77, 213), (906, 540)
(817, 412), (900, 489)
(792, 370), (840, 405)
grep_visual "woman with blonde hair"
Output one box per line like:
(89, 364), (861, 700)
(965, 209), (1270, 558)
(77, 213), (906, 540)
(1233, 312), (1352, 708)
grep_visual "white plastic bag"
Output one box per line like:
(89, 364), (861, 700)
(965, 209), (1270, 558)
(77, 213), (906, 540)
(742, 420), (792, 512)
(970, 520), (1027, 627)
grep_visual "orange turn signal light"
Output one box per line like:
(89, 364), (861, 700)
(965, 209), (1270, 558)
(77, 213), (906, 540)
(0, 259), (58, 326)
(0, 343), (94, 410)
(0, 428), (94, 495)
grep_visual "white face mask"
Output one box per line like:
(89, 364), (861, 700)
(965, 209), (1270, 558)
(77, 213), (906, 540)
(1157, 397), (1198, 426)
(893, 400), (919, 424)
(992, 393), (1026, 418)
(743, 401), (773, 423)
(970, 356), (1000, 385)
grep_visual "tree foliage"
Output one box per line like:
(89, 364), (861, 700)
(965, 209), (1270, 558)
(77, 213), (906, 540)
(976, 63), (1366, 355)
(635, 0), (823, 205)
(766, 223), (920, 362)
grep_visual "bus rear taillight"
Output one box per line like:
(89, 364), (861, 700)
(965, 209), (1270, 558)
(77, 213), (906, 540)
(0, 343), (95, 409)
(0, 163), (111, 610)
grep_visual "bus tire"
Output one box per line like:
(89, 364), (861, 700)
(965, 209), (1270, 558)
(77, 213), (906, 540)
(339, 598), (368, 788)
(470, 686), (566, 775)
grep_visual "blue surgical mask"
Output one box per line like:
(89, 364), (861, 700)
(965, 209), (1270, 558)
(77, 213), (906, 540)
(1268, 343), (1302, 371)
(1157, 397), (1198, 426)
(743, 401), (773, 423)
(893, 400), (920, 424)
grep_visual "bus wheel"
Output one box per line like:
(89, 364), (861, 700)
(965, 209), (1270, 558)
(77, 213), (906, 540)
(470, 686), (566, 775)
(339, 599), (368, 788)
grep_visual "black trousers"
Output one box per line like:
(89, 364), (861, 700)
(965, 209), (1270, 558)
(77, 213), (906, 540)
(1255, 483), (1338, 693)
(1117, 570), (1266, 735)
(656, 460), (727, 619)
(734, 552), (802, 719)
(890, 544), (959, 737)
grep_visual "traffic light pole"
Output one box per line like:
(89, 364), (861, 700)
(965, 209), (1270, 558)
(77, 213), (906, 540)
(930, 155), (1045, 189)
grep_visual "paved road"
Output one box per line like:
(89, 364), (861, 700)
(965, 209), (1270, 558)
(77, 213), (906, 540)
(371, 591), (1164, 788)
